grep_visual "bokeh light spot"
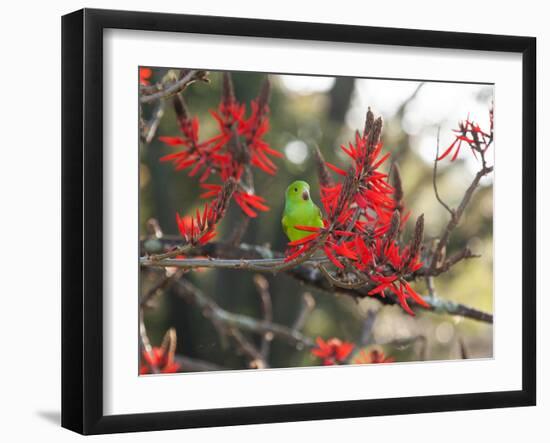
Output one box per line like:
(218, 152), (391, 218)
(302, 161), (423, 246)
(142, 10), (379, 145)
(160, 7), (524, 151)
(280, 75), (335, 95)
(435, 321), (455, 344)
(284, 140), (309, 165)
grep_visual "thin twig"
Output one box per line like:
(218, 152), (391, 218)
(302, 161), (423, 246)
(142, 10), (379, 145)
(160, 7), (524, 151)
(140, 70), (207, 104)
(431, 163), (493, 270)
(148, 244), (193, 261)
(396, 83), (424, 116)
(176, 275), (269, 368)
(359, 309), (378, 346)
(139, 311), (159, 374)
(421, 294), (493, 323)
(253, 275), (274, 360)
(140, 269), (183, 308)
(318, 263), (369, 289)
(391, 83), (424, 162)
(430, 117), (494, 272)
(291, 292), (316, 333)
(228, 132), (254, 245)
(425, 275), (436, 297)
(229, 327), (268, 369)
(418, 248), (479, 277)
(141, 100), (165, 144)
(433, 127), (454, 217)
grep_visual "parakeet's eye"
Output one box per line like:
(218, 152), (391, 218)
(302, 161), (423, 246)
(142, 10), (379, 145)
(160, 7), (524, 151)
(294, 187), (298, 192)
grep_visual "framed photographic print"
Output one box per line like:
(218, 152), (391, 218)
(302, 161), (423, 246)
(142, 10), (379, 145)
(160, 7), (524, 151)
(62, 8), (536, 435)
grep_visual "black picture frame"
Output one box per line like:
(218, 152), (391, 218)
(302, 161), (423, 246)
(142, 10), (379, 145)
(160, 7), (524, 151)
(62, 8), (536, 435)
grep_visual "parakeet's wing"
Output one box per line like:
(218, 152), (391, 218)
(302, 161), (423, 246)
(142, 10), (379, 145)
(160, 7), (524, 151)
(281, 214), (289, 238)
(314, 204), (324, 226)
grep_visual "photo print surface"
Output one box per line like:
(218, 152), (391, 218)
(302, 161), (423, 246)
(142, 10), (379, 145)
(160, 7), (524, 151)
(138, 67), (494, 375)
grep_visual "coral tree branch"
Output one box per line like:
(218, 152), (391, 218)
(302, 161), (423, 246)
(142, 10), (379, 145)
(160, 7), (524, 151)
(141, 239), (493, 323)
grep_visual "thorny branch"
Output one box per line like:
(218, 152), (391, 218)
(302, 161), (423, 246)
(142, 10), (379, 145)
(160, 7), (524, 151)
(140, 239), (493, 323)
(141, 255), (329, 272)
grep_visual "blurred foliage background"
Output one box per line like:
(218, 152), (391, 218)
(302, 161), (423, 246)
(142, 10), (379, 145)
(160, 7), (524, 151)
(140, 69), (494, 370)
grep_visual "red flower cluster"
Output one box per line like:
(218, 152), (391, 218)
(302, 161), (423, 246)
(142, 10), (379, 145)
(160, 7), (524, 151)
(140, 346), (180, 374)
(438, 112), (494, 162)
(175, 179), (236, 246)
(311, 337), (354, 365)
(353, 347), (395, 364)
(285, 109), (428, 315)
(139, 67), (152, 86)
(159, 73), (281, 219)
(367, 229), (428, 316)
(140, 329), (180, 375)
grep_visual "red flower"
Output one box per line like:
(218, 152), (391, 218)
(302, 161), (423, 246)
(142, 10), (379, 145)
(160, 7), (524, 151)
(438, 113), (493, 162)
(367, 218), (429, 315)
(353, 347), (395, 364)
(140, 328), (180, 375)
(233, 191), (270, 218)
(311, 337), (354, 365)
(175, 179), (236, 246)
(140, 346), (180, 374)
(159, 73), (280, 219)
(176, 209), (216, 245)
(139, 67), (152, 86)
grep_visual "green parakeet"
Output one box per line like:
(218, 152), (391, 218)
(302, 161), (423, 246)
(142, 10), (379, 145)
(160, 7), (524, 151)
(282, 180), (324, 242)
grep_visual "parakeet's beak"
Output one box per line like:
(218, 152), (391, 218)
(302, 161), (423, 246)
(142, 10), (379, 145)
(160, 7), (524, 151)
(302, 190), (309, 201)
